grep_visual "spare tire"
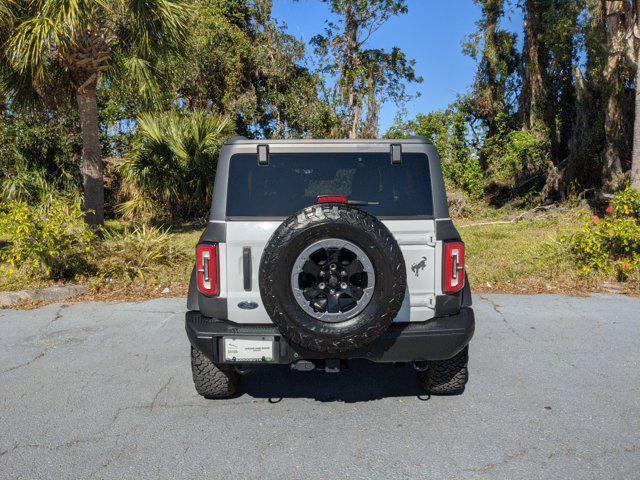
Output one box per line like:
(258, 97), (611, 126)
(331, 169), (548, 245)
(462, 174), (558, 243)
(259, 203), (406, 353)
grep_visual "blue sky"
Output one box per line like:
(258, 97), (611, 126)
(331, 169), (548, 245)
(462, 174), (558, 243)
(271, 0), (524, 133)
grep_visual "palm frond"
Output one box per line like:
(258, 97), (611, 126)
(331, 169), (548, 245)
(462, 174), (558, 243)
(0, 167), (58, 203)
(40, 0), (86, 35)
(136, 111), (166, 145)
(117, 55), (162, 106)
(124, 0), (189, 58)
(5, 15), (63, 79)
(0, 0), (18, 26)
(0, 59), (42, 107)
(118, 109), (234, 221)
(115, 192), (158, 223)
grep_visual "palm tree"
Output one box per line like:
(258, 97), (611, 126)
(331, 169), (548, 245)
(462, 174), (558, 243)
(118, 110), (232, 222)
(0, 0), (188, 226)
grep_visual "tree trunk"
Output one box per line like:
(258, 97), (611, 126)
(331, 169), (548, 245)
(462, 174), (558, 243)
(343, 4), (359, 138)
(603, 87), (625, 181)
(601, 0), (628, 187)
(362, 74), (379, 139)
(554, 3), (579, 164)
(346, 87), (356, 138)
(520, 0), (549, 131)
(631, 44), (640, 190)
(76, 87), (104, 226)
(481, 0), (504, 138)
(630, 0), (640, 190)
(557, 66), (590, 198)
(349, 91), (363, 139)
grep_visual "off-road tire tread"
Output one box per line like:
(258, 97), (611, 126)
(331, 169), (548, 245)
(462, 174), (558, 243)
(417, 347), (469, 395)
(191, 347), (239, 399)
(260, 204), (406, 353)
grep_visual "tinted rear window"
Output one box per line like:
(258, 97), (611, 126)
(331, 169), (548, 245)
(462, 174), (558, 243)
(226, 152), (433, 218)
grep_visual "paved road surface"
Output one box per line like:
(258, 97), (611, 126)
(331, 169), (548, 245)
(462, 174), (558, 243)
(0, 294), (638, 479)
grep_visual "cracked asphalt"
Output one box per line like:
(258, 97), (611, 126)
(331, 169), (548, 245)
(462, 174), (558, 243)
(0, 294), (638, 479)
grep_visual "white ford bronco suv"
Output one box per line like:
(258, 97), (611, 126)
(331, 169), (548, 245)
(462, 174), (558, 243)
(185, 138), (474, 398)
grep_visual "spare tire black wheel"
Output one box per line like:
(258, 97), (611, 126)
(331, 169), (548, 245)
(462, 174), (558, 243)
(259, 203), (407, 353)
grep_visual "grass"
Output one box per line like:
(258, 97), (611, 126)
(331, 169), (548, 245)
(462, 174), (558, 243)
(1, 207), (637, 305)
(460, 210), (584, 293)
(460, 207), (640, 294)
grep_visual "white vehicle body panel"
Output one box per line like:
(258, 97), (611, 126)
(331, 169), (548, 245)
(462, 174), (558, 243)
(224, 221), (278, 324)
(223, 219), (439, 325)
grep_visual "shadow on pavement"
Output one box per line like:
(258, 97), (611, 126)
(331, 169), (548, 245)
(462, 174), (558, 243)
(236, 360), (429, 403)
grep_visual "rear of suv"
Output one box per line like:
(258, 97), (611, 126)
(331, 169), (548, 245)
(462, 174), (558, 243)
(186, 138), (474, 398)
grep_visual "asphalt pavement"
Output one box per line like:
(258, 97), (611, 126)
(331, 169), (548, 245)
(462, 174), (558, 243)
(0, 294), (638, 479)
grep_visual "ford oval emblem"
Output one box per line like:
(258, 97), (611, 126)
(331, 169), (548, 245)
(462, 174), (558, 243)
(238, 301), (259, 310)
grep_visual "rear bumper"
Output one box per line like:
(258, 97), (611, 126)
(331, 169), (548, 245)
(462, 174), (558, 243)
(186, 308), (475, 364)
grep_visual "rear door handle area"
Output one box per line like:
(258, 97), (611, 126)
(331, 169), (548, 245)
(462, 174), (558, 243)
(243, 247), (252, 291)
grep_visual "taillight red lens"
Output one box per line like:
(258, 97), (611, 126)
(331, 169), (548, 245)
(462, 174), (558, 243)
(317, 195), (348, 204)
(196, 244), (219, 296)
(444, 241), (465, 294)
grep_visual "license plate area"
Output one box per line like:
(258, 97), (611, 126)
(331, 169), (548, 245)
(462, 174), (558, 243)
(222, 336), (275, 363)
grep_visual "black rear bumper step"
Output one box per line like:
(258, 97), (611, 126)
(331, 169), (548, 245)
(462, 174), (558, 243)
(185, 308), (475, 364)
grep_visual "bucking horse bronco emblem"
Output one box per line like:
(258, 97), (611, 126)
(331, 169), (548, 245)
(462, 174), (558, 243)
(411, 256), (428, 277)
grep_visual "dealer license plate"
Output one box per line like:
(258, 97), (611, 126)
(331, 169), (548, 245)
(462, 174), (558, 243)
(223, 337), (274, 362)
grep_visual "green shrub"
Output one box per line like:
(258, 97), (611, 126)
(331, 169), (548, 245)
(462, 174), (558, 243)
(0, 114), (81, 189)
(611, 186), (640, 218)
(118, 110), (233, 222)
(97, 225), (189, 280)
(442, 155), (485, 201)
(0, 197), (95, 280)
(484, 119), (550, 192)
(568, 187), (640, 280)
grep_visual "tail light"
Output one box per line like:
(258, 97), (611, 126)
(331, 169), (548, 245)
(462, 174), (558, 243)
(196, 244), (219, 296)
(443, 241), (465, 294)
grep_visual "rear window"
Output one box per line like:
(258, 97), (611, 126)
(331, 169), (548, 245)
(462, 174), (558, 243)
(226, 152), (433, 218)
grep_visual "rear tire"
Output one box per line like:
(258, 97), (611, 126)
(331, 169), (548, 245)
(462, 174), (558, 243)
(191, 347), (239, 399)
(416, 347), (469, 395)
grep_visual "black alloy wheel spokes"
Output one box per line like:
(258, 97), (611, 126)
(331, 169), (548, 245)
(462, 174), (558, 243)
(298, 246), (369, 314)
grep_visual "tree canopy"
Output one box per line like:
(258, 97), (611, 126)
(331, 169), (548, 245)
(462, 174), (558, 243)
(1, 0), (640, 224)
